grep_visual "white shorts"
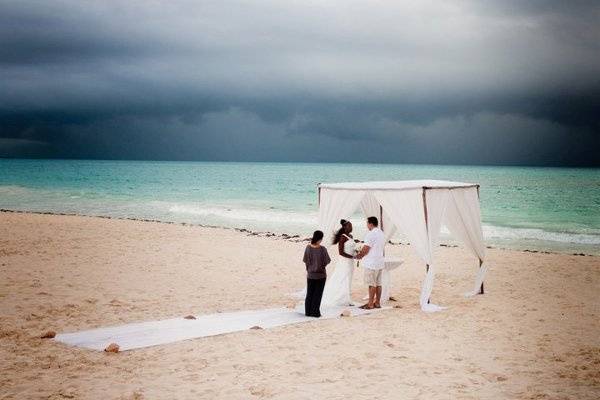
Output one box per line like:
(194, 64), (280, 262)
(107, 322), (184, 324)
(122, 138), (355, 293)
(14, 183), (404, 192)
(364, 269), (383, 287)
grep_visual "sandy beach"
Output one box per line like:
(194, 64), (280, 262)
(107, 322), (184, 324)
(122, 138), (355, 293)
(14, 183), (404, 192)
(1, 211), (598, 399)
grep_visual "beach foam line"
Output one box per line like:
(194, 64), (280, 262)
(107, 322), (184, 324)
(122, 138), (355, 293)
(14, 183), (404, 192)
(481, 224), (600, 245)
(167, 203), (317, 225)
(54, 305), (390, 351)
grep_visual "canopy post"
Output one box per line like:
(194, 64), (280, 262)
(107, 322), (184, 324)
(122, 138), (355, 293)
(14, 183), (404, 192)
(317, 185), (321, 206)
(476, 185), (484, 295)
(479, 259), (484, 294)
(422, 188), (430, 304)
(380, 205), (385, 253)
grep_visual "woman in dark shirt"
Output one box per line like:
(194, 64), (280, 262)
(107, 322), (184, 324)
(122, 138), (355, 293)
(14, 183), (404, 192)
(303, 230), (331, 317)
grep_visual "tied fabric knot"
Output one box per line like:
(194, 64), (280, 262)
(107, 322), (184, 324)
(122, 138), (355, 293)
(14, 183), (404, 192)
(419, 263), (446, 312)
(464, 263), (488, 297)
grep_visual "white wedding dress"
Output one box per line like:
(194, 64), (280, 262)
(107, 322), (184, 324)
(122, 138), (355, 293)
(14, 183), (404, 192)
(320, 234), (356, 307)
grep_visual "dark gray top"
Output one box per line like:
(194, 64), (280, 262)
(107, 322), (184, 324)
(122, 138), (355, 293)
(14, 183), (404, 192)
(303, 245), (331, 279)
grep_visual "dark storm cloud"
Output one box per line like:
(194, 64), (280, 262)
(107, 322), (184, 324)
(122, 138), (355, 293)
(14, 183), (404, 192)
(0, 0), (599, 165)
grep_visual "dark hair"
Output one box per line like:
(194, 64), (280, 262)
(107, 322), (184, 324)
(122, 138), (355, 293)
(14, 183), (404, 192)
(311, 230), (324, 245)
(332, 219), (350, 244)
(367, 216), (379, 227)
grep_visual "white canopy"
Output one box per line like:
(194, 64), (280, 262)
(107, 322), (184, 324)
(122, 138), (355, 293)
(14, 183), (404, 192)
(317, 180), (487, 312)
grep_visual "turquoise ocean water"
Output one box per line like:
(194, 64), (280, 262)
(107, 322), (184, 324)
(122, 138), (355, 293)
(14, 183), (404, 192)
(1, 159), (598, 255)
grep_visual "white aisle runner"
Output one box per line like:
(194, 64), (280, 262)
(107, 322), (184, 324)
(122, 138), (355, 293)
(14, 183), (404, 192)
(55, 305), (389, 351)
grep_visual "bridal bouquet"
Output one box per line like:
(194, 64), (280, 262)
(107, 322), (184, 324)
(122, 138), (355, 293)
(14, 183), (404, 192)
(354, 243), (363, 267)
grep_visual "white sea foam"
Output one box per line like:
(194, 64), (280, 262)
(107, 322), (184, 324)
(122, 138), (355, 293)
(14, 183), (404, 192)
(168, 204), (317, 226)
(481, 224), (600, 245)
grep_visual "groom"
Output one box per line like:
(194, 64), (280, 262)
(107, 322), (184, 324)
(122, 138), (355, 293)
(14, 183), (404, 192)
(356, 216), (385, 309)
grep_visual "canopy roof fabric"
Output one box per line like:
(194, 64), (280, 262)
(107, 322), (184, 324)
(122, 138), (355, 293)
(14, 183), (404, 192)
(317, 180), (487, 312)
(319, 180), (479, 190)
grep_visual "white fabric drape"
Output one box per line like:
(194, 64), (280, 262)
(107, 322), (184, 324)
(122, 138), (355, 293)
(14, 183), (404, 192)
(420, 189), (451, 312)
(372, 189), (429, 261)
(466, 263), (488, 297)
(444, 188), (485, 260)
(372, 189), (451, 312)
(360, 192), (397, 241)
(371, 190), (427, 307)
(373, 189), (440, 311)
(318, 189), (366, 241)
(381, 269), (391, 303)
(443, 188), (487, 297)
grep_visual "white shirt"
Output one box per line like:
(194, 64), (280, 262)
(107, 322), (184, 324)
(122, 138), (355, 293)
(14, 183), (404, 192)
(362, 227), (385, 270)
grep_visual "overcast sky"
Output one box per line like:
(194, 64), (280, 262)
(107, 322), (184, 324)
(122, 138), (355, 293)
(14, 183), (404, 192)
(1, 0), (598, 165)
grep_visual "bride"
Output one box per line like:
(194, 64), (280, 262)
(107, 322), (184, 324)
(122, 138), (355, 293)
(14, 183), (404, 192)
(321, 219), (356, 307)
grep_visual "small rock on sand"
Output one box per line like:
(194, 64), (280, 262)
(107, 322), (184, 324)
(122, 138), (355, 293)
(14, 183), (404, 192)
(58, 387), (77, 398)
(40, 330), (56, 339)
(340, 310), (351, 317)
(249, 325), (263, 330)
(183, 315), (196, 320)
(105, 343), (120, 353)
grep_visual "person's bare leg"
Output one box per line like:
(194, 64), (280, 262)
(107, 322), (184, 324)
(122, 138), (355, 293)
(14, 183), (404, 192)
(374, 286), (382, 308)
(360, 286), (376, 309)
(367, 286), (376, 308)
